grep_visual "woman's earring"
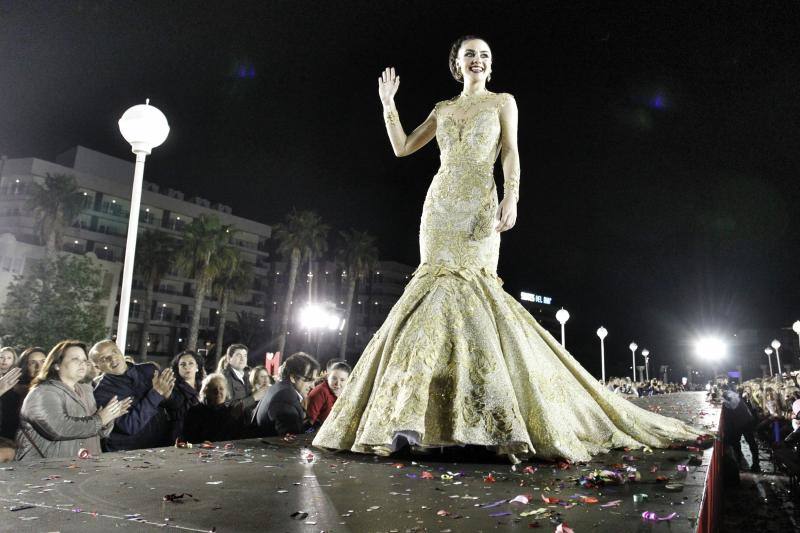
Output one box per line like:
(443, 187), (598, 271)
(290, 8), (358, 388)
(487, 72), (492, 82)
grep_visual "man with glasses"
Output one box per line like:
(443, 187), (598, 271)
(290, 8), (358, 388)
(254, 352), (320, 436)
(90, 340), (175, 451)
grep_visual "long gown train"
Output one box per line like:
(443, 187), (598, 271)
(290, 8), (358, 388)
(313, 91), (700, 462)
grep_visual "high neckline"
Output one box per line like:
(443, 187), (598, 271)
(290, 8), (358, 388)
(459, 90), (491, 98)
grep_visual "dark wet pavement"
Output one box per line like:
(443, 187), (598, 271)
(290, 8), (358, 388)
(0, 392), (719, 532)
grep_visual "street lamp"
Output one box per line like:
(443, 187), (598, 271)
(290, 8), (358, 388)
(629, 342), (638, 382)
(695, 337), (726, 379)
(597, 326), (608, 383)
(793, 321), (800, 358)
(116, 100), (170, 353)
(641, 349), (650, 380)
(299, 304), (343, 332)
(555, 308), (570, 348)
(771, 339), (782, 377)
(764, 347), (774, 376)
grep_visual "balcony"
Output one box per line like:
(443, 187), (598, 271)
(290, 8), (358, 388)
(99, 203), (130, 219)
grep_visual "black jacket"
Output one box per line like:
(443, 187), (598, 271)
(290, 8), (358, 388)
(253, 381), (306, 436)
(93, 362), (172, 451)
(222, 366), (254, 410)
(183, 402), (242, 443)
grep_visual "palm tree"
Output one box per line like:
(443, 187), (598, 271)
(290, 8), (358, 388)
(176, 215), (235, 351)
(134, 230), (176, 360)
(213, 250), (253, 361)
(337, 229), (378, 360)
(232, 310), (263, 348)
(272, 210), (329, 356)
(27, 174), (85, 255)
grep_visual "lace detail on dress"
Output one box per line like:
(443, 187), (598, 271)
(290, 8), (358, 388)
(312, 91), (702, 461)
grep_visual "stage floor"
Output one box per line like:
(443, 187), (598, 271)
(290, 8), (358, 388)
(0, 392), (719, 532)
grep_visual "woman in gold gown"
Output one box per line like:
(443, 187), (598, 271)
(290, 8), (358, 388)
(313, 36), (700, 462)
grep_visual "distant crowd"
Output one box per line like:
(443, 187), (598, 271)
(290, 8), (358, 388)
(603, 376), (692, 396)
(0, 341), (351, 461)
(707, 373), (800, 474)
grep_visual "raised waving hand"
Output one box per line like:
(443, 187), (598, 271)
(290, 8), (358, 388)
(378, 67), (400, 105)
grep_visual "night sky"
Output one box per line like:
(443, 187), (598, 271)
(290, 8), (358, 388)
(1, 1), (798, 377)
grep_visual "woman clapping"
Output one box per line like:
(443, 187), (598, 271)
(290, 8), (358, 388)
(15, 341), (132, 460)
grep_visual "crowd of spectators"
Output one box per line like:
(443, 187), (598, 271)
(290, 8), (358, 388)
(707, 373), (800, 474)
(603, 376), (691, 396)
(0, 339), (350, 462)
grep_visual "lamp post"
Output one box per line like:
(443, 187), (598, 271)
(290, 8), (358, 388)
(793, 321), (800, 360)
(555, 308), (570, 348)
(765, 347), (774, 376)
(115, 100), (170, 353)
(597, 326), (608, 383)
(771, 339), (782, 377)
(641, 349), (650, 380)
(629, 342), (638, 382)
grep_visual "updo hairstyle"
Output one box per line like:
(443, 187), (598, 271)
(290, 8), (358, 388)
(448, 34), (490, 82)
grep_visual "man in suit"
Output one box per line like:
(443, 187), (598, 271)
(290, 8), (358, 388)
(220, 344), (266, 421)
(254, 352), (320, 436)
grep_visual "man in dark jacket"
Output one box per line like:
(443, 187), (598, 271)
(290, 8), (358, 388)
(220, 344), (266, 420)
(254, 352), (319, 436)
(722, 386), (760, 472)
(90, 340), (175, 451)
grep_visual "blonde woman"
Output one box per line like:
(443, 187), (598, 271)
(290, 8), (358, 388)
(249, 365), (273, 394)
(182, 373), (242, 443)
(0, 347), (17, 377)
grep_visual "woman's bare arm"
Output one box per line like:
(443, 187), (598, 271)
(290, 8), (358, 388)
(379, 67), (436, 157)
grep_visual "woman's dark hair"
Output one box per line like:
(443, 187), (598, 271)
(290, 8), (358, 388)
(448, 35), (490, 82)
(171, 350), (205, 390)
(329, 361), (351, 374)
(18, 346), (47, 384)
(326, 358), (345, 372)
(32, 340), (88, 387)
(280, 352), (320, 382)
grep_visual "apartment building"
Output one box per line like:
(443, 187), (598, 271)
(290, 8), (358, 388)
(0, 146), (272, 356)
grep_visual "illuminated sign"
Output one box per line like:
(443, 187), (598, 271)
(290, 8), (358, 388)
(520, 292), (553, 305)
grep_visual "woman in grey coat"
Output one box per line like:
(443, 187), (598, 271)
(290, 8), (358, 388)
(15, 340), (132, 461)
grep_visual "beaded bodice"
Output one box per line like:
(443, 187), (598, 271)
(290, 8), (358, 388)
(418, 92), (514, 272)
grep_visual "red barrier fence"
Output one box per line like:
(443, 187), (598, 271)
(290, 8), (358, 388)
(697, 408), (724, 533)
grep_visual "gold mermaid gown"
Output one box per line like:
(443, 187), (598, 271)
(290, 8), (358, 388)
(313, 92), (699, 461)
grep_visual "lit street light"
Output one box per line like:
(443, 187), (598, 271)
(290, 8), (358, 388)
(641, 349), (650, 380)
(771, 339), (782, 377)
(299, 303), (345, 359)
(115, 100), (169, 353)
(694, 337), (726, 378)
(597, 326), (608, 383)
(299, 304), (344, 332)
(793, 321), (800, 359)
(629, 342), (638, 382)
(764, 347), (774, 376)
(555, 308), (570, 348)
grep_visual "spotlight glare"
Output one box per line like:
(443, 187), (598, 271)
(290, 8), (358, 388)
(694, 336), (726, 360)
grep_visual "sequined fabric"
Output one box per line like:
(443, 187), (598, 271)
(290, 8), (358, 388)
(313, 92), (700, 461)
